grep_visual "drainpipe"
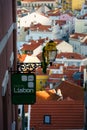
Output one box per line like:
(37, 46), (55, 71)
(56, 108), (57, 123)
(84, 85), (87, 129)
(84, 67), (87, 129)
(84, 93), (87, 129)
(28, 105), (31, 130)
(22, 105), (25, 130)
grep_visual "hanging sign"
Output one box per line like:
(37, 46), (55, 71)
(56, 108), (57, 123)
(11, 73), (36, 104)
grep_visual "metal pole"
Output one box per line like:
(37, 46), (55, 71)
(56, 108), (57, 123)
(22, 105), (25, 130)
(84, 90), (87, 129)
(84, 67), (87, 129)
(28, 105), (31, 130)
(84, 108), (87, 129)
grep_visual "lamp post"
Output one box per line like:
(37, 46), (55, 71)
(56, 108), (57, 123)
(42, 40), (57, 73)
(17, 40), (57, 74)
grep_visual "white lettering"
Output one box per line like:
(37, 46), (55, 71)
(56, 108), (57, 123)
(14, 88), (34, 94)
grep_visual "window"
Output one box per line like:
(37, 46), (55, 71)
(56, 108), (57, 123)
(40, 81), (42, 84)
(74, 46), (77, 50)
(44, 115), (51, 124)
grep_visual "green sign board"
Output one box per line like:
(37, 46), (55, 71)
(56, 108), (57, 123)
(11, 73), (36, 104)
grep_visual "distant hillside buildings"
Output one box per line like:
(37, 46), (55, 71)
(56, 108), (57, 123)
(21, 0), (57, 8)
(62, 0), (85, 11)
(21, 0), (86, 11)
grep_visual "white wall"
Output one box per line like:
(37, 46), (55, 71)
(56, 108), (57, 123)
(75, 18), (87, 33)
(26, 31), (52, 41)
(69, 38), (81, 53)
(32, 45), (43, 56)
(55, 58), (82, 67)
(81, 45), (87, 56)
(57, 41), (73, 53)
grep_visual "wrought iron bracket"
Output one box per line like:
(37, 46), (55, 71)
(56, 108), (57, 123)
(17, 62), (41, 73)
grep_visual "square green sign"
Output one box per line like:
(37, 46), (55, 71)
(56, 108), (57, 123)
(11, 73), (36, 104)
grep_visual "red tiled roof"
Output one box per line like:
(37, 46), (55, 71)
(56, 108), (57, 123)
(17, 54), (27, 62)
(79, 13), (87, 19)
(49, 73), (64, 79)
(36, 89), (60, 101)
(82, 38), (87, 45)
(35, 62), (83, 84)
(48, 63), (64, 69)
(56, 52), (85, 59)
(21, 42), (41, 51)
(36, 52), (42, 61)
(47, 78), (60, 83)
(70, 33), (87, 39)
(24, 101), (84, 129)
(55, 20), (66, 26)
(47, 9), (61, 16)
(56, 80), (84, 100)
(30, 38), (45, 44)
(63, 66), (79, 80)
(24, 80), (84, 129)
(35, 80), (84, 102)
(30, 23), (51, 32)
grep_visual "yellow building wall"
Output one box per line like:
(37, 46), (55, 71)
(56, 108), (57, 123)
(36, 75), (49, 91)
(62, 0), (85, 11)
(72, 0), (85, 10)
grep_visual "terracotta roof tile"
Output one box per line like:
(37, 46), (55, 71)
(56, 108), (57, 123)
(36, 89), (60, 101)
(25, 101), (84, 129)
(55, 20), (66, 26)
(21, 41), (41, 51)
(56, 52), (85, 59)
(79, 13), (87, 19)
(47, 9), (61, 16)
(81, 38), (87, 45)
(49, 74), (64, 79)
(48, 78), (60, 83)
(64, 66), (79, 79)
(56, 80), (84, 100)
(17, 54), (27, 62)
(70, 33), (87, 39)
(35, 79), (84, 102)
(30, 23), (51, 32)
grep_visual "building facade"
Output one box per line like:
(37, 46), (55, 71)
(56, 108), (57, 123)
(21, 0), (57, 8)
(0, 0), (19, 130)
(62, 0), (85, 11)
(69, 33), (87, 56)
(75, 18), (87, 33)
